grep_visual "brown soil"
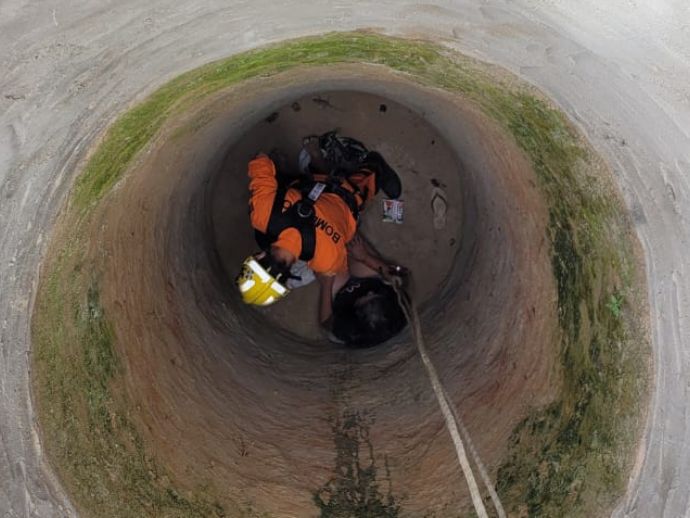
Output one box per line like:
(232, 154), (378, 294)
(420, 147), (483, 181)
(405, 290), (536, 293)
(96, 64), (558, 516)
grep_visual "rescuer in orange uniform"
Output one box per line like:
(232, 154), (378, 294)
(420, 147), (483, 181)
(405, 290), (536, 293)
(236, 133), (402, 306)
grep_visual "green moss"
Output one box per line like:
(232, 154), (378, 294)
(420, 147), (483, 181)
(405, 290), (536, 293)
(490, 85), (646, 518)
(33, 252), (229, 517)
(34, 31), (647, 517)
(72, 33), (441, 211)
(314, 412), (399, 517)
(606, 293), (624, 319)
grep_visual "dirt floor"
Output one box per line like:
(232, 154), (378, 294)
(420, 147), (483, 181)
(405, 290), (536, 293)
(89, 65), (558, 515)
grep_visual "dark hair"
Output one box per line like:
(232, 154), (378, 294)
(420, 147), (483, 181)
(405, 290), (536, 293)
(331, 277), (407, 347)
(257, 252), (291, 282)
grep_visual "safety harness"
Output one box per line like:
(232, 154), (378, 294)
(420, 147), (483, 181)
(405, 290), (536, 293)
(256, 131), (395, 261)
(260, 174), (368, 261)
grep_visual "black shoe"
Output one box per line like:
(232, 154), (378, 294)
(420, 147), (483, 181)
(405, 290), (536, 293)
(365, 151), (402, 199)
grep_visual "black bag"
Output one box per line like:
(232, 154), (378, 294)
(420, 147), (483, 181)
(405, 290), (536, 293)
(318, 131), (402, 199)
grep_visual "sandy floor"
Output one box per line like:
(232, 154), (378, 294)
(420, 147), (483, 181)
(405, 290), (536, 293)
(1, 2), (689, 517)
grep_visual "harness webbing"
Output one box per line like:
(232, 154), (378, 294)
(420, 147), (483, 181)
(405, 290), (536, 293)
(264, 182), (316, 261)
(259, 176), (363, 262)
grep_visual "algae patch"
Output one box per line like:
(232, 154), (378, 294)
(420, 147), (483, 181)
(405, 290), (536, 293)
(492, 95), (647, 516)
(32, 243), (228, 517)
(314, 411), (399, 517)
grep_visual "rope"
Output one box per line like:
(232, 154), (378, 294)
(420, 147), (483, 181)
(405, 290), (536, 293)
(392, 281), (506, 518)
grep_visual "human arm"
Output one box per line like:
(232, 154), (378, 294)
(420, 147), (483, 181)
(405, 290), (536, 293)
(303, 136), (330, 173)
(347, 234), (389, 274)
(247, 154), (278, 232)
(347, 234), (408, 280)
(317, 274), (336, 328)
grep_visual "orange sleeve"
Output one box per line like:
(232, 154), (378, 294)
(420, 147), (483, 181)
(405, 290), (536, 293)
(331, 249), (349, 274)
(273, 230), (348, 275)
(248, 155), (277, 233)
(273, 228), (302, 259)
(307, 240), (349, 275)
(316, 250), (348, 276)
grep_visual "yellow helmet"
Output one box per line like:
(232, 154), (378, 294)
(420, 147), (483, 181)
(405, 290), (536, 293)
(236, 255), (290, 306)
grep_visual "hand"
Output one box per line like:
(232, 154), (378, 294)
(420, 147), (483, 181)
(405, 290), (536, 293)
(387, 264), (409, 277)
(381, 264), (409, 284)
(303, 136), (328, 172)
(347, 235), (369, 261)
(268, 148), (288, 170)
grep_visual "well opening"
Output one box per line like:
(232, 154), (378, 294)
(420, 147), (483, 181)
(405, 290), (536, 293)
(95, 66), (557, 513)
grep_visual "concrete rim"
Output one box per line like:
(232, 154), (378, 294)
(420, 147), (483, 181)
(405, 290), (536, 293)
(2, 3), (689, 517)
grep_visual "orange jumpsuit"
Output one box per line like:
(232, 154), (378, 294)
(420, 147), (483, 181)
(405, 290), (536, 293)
(248, 155), (376, 275)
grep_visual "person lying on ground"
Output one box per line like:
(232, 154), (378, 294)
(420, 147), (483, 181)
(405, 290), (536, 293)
(317, 234), (408, 347)
(236, 132), (402, 306)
